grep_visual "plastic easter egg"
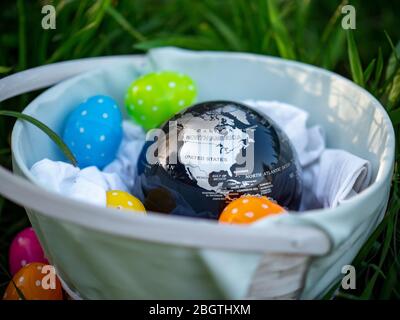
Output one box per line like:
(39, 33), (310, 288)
(125, 71), (197, 130)
(63, 95), (123, 169)
(9, 227), (48, 275)
(3, 263), (63, 300)
(106, 190), (146, 213)
(219, 195), (285, 224)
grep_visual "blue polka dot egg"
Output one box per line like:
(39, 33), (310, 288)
(63, 95), (123, 169)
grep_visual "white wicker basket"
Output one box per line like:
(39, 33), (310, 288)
(0, 48), (394, 299)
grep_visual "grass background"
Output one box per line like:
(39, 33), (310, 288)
(0, 0), (399, 299)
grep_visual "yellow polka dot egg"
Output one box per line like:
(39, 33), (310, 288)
(125, 71), (197, 130)
(106, 190), (146, 214)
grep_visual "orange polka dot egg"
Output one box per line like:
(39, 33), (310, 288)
(106, 190), (146, 214)
(3, 262), (63, 300)
(219, 195), (286, 224)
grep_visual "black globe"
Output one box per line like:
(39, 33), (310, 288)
(134, 101), (302, 219)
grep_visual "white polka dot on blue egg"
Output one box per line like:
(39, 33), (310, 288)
(63, 95), (123, 169)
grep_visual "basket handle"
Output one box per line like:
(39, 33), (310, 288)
(0, 55), (143, 101)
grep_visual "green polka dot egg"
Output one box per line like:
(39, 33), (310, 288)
(125, 71), (197, 130)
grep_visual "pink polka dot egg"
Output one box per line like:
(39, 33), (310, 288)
(9, 227), (48, 275)
(63, 95), (123, 169)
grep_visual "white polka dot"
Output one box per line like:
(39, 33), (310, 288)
(168, 82), (176, 88)
(242, 199), (249, 204)
(140, 115), (146, 120)
(146, 85), (152, 91)
(178, 100), (185, 106)
(71, 141), (75, 146)
(19, 276), (24, 283)
(86, 144), (91, 150)
(113, 104), (118, 109)
(188, 85), (194, 91)
(112, 192), (118, 196)
(81, 110), (87, 116)
(262, 204), (269, 209)
(100, 135), (106, 142)
(129, 104), (135, 110)
(35, 280), (41, 287)
(127, 201), (133, 206)
(21, 259), (26, 266)
(17, 237), (24, 245)
(231, 208), (238, 214)
(245, 212), (254, 218)
(98, 98), (104, 103)
(102, 113), (109, 119)
(133, 86), (138, 92)
(138, 99), (143, 105)
(152, 106), (158, 111)
(79, 127), (85, 133)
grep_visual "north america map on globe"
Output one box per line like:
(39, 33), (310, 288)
(177, 105), (255, 194)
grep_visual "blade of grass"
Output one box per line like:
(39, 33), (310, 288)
(16, 0), (26, 72)
(267, 0), (296, 60)
(360, 197), (399, 298)
(0, 111), (77, 166)
(0, 262), (25, 300)
(16, 0), (27, 108)
(385, 31), (400, 64)
(363, 59), (376, 83)
(0, 66), (12, 74)
(0, 196), (4, 222)
(386, 65), (400, 109)
(311, 0), (347, 67)
(321, 0), (347, 43)
(106, 6), (146, 42)
(0, 148), (10, 156)
(135, 35), (224, 51)
(346, 31), (365, 87)
(295, 0), (311, 46)
(201, 9), (242, 51)
(384, 34), (400, 82)
(379, 250), (400, 299)
(389, 108), (400, 125)
(372, 48), (383, 92)
(352, 196), (399, 267)
(321, 28), (346, 70)
(72, 0), (111, 58)
(47, 0), (111, 63)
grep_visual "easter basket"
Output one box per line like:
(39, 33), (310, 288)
(0, 48), (395, 299)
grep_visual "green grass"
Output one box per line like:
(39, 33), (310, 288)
(0, 0), (399, 299)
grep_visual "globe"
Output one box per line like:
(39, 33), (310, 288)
(134, 101), (303, 219)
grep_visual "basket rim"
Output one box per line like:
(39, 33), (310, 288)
(2, 49), (396, 253)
